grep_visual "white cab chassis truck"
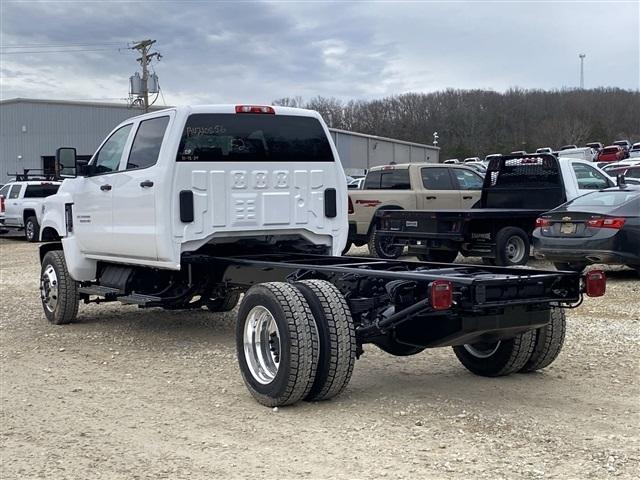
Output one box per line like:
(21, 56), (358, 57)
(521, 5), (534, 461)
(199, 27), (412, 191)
(39, 105), (605, 407)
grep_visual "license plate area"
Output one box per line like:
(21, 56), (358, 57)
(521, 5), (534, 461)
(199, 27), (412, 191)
(560, 222), (576, 234)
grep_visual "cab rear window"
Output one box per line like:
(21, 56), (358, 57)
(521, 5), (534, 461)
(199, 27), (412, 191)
(24, 184), (60, 198)
(176, 114), (334, 162)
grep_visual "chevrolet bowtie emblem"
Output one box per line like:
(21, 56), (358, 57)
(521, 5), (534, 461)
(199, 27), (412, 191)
(562, 216), (572, 221)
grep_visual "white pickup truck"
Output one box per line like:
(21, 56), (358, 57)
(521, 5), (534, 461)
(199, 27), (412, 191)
(38, 105), (604, 407)
(0, 179), (61, 241)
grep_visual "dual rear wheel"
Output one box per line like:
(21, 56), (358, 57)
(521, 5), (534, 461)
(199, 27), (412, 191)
(236, 280), (357, 407)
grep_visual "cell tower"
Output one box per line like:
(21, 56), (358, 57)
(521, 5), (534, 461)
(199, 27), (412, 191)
(579, 53), (586, 89)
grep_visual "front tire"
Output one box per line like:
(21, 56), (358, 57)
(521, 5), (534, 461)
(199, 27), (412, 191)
(453, 331), (536, 376)
(25, 216), (40, 242)
(295, 280), (357, 401)
(236, 282), (319, 407)
(520, 308), (566, 372)
(40, 250), (79, 325)
(368, 224), (403, 259)
(206, 291), (240, 312)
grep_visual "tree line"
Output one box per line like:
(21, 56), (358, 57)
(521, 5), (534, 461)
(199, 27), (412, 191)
(273, 88), (640, 160)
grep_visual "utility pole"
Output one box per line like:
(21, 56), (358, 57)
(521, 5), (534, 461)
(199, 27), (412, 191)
(579, 53), (586, 89)
(130, 39), (161, 112)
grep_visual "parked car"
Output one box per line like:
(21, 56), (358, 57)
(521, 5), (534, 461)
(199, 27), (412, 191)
(347, 163), (484, 256)
(585, 142), (604, 152)
(557, 147), (597, 162)
(607, 165), (640, 180)
(597, 145), (625, 162)
(464, 157), (481, 163)
(0, 179), (61, 241)
(613, 140), (632, 158)
(559, 145), (578, 150)
(510, 150), (527, 155)
(601, 160), (640, 173)
(443, 159), (460, 164)
(533, 185), (640, 272)
(629, 142), (640, 158)
(536, 147), (554, 154)
(484, 153), (501, 164)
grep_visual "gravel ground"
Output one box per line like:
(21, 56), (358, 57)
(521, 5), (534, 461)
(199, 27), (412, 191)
(1, 237), (639, 479)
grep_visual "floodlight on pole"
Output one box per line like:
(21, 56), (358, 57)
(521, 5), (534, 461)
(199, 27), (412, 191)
(579, 53), (586, 89)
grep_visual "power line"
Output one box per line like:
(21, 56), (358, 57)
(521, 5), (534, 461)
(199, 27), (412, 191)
(1, 42), (125, 49)
(1, 48), (124, 55)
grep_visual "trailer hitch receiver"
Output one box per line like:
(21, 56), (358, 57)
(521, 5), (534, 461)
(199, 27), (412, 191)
(430, 280), (453, 310)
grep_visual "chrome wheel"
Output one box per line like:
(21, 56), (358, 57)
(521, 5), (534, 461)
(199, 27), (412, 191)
(463, 341), (501, 358)
(26, 221), (35, 241)
(40, 264), (59, 313)
(504, 236), (526, 264)
(243, 305), (281, 384)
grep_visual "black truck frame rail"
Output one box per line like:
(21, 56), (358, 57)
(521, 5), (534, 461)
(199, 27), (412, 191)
(75, 251), (588, 351)
(182, 253), (584, 349)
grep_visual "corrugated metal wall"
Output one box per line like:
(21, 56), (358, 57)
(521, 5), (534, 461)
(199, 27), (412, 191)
(0, 100), (440, 183)
(0, 100), (141, 183)
(329, 129), (439, 176)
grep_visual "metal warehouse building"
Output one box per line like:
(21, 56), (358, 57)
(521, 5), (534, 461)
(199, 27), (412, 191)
(0, 98), (439, 183)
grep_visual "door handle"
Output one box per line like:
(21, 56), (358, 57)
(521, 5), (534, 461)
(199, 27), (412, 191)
(140, 180), (154, 188)
(426, 196), (437, 200)
(463, 196), (473, 200)
(100, 184), (112, 191)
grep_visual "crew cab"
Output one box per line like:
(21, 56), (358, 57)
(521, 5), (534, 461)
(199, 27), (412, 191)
(38, 106), (605, 408)
(347, 163), (483, 255)
(0, 178), (61, 241)
(374, 155), (614, 265)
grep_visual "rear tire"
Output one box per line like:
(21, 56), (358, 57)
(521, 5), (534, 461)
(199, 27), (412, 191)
(25, 216), (40, 242)
(520, 308), (566, 372)
(554, 262), (587, 272)
(294, 280), (357, 401)
(494, 227), (529, 266)
(368, 224), (403, 259)
(236, 282), (319, 407)
(453, 331), (536, 376)
(40, 250), (79, 325)
(417, 250), (458, 263)
(206, 291), (240, 312)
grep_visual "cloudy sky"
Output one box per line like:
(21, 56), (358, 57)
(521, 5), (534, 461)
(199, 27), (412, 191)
(1, 0), (638, 106)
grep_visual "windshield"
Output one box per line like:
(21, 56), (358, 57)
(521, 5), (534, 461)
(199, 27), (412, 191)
(568, 190), (639, 207)
(176, 114), (334, 162)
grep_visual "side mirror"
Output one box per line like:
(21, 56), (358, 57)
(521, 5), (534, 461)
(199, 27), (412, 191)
(56, 147), (77, 178)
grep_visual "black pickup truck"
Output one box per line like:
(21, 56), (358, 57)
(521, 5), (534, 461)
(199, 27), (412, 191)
(374, 154), (582, 266)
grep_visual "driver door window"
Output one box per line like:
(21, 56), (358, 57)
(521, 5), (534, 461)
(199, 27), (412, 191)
(92, 124), (133, 174)
(452, 168), (483, 190)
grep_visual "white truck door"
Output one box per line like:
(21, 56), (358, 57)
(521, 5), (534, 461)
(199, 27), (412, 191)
(418, 167), (462, 209)
(4, 184), (24, 226)
(109, 115), (171, 260)
(73, 124), (133, 256)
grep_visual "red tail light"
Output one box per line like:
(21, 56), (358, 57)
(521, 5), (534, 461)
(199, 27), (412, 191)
(348, 196), (354, 214)
(430, 280), (453, 310)
(235, 105), (275, 114)
(584, 270), (606, 297)
(586, 217), (626, 229)
(535, 217), (551, 228)
(0, 196), (4, 214)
